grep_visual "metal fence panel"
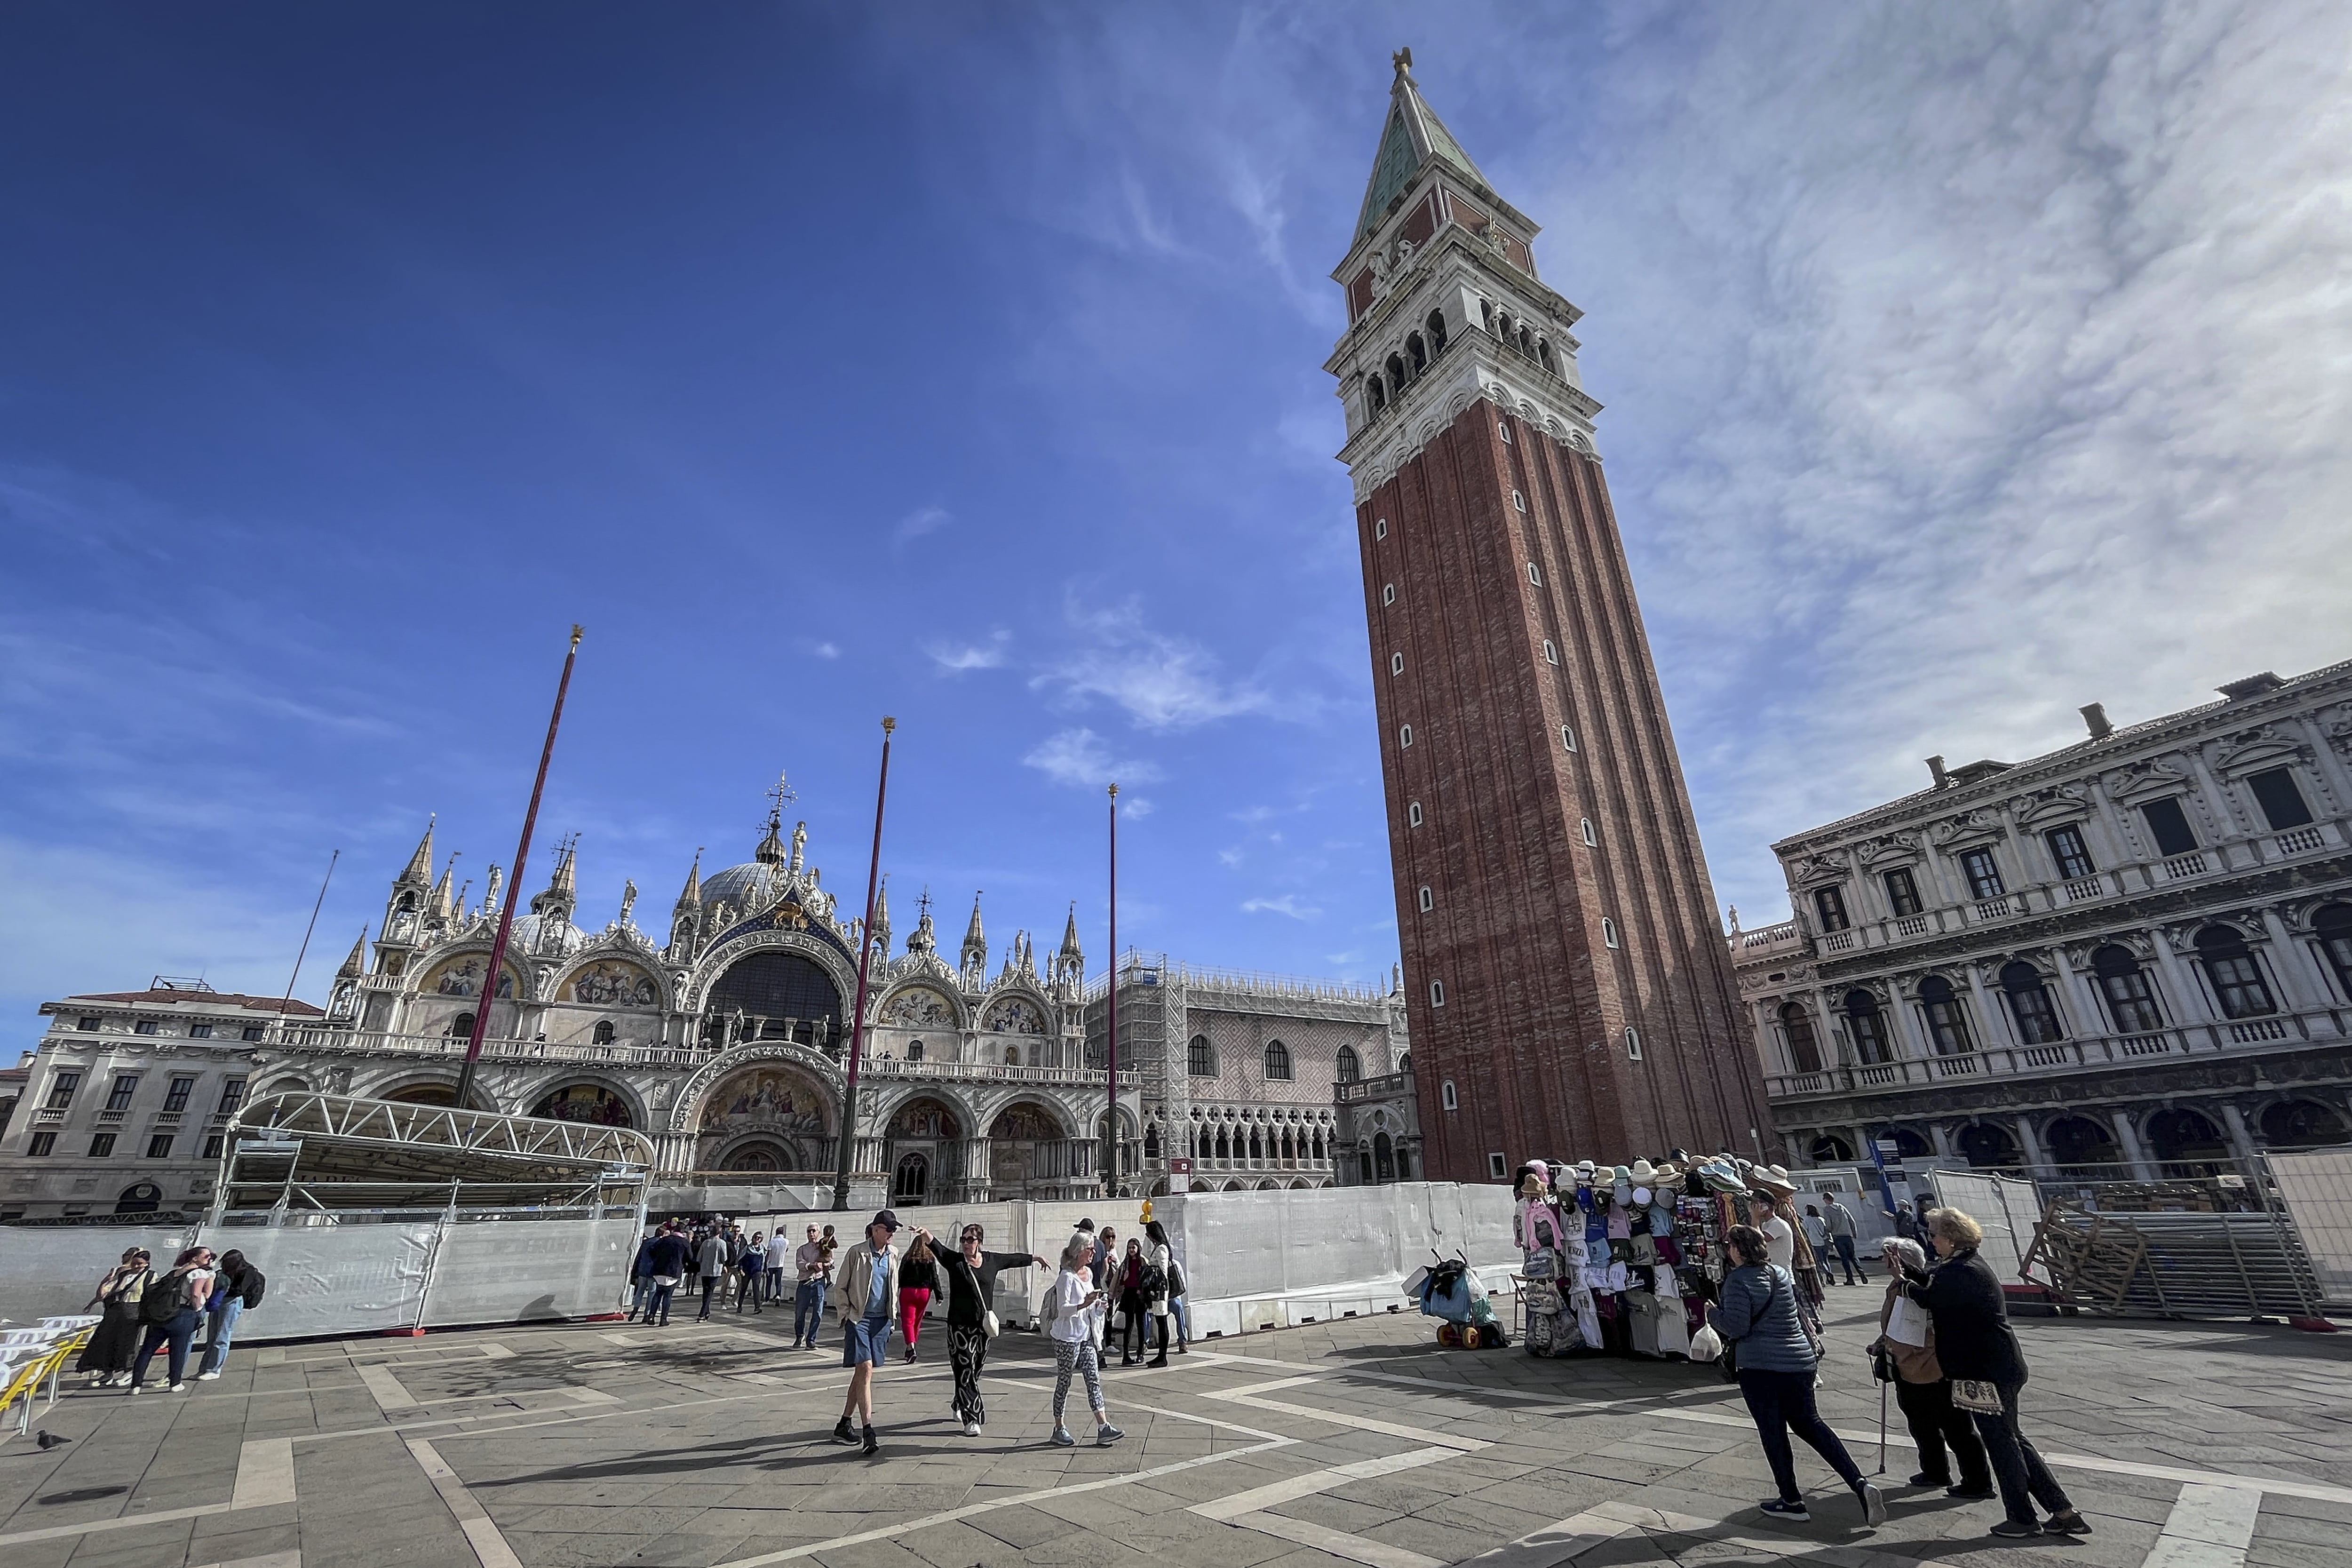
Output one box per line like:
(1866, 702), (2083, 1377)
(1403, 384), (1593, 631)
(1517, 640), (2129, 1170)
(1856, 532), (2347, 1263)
(0, 1225), (199, 1331)
(420, 1217), (636, 1329)
(1915, 1168), (2042, 1281)
(2265, 1149), (2352, 1310)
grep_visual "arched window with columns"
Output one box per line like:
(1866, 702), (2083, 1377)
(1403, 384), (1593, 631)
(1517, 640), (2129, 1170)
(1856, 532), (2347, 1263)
(2000, 961), (2065, 1044)
(1779, 1002), (1822, 1074)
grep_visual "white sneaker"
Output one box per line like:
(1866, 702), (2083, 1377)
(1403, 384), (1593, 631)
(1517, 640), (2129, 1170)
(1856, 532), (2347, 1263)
(130, 1384), (146, 1395)
(195, 1371), (221, 1381)
(962, 1421), (981, 1436)
(167, 1383), (188, 1394)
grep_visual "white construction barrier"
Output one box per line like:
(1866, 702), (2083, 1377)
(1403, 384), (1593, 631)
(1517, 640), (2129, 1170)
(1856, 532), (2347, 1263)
(2266, 1148), (2352, 1310)
(0, 1217), (631, 1343)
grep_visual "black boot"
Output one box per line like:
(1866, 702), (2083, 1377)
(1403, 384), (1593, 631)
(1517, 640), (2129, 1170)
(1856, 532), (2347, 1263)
(861, 1424), (880, 1457)
(832, 1415), (857, 1445)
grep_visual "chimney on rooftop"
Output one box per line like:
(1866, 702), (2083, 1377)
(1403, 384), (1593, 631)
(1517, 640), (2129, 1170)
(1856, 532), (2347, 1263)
(2080, 702), (2113, 741)
(1926, 755), (1950, 791)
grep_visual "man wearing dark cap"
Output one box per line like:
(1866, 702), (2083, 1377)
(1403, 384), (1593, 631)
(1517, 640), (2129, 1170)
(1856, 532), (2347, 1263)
(830, 1210), (902, 1456)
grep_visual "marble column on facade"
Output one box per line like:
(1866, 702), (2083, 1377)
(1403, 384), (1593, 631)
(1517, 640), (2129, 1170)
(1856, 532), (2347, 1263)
(2054, 956), (2110, 1046)
(2013, 1115), (2048, 1172)
(1962, 964), (2010, 1053)
(2146, 933), (2210, 1042)
(1888, 985), (1935, 1063)
(2256, 907), (2327, 1011)
(1784, 1130), (1806, 1170)
(1927, 1122), (1955, 1162)
(2110, 1107), (2161, 1181)
(2215, 1101), (2262, 1171)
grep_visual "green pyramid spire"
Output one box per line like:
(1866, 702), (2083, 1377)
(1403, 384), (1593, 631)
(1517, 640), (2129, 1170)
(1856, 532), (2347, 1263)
(1355, 49), (1489, 243)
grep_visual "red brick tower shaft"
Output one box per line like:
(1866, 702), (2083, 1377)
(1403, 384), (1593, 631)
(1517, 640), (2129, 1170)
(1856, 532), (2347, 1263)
(1328, 53), (1772, 1179)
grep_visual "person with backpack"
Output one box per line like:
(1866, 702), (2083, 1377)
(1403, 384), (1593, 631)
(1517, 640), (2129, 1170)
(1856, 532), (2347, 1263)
(694, 1225), (729, 1322)
(78, 1248), (151, 1387)
(1112, 1237), (1155, 1366)
(734, 1231), (766, 1313)
(196, 1249), (266, 1380)
(1146, 1218), (1187, 1356)
(644, 1222), (691, 1327)
(129, 1245), (216, 1395)
(1708, 1224), (1884, 1527)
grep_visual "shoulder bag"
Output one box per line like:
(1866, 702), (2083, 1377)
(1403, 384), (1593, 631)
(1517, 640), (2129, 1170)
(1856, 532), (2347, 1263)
(1951, 1379), (2002, 1414)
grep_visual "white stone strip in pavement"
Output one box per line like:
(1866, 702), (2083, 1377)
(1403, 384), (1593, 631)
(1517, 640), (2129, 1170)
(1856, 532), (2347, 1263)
(1205, 1385), (1492, 1452)
(232, 1436), (298, 1508)
(1192, 1445), (1465, 1521)
(357, 1362), (417, 1410)
(407, 1435), (525, 1568)
(2143, 1482), (2266, 1568)
(1246, 1510), (1446, 1568)
(1210, 1352), (2352, 1506)
(0, 1436), (297, 1548)
(189, 1552), (302, 1568)
(711, 1433), (1302, 1568)
(1446, 1498), (1969, 1568)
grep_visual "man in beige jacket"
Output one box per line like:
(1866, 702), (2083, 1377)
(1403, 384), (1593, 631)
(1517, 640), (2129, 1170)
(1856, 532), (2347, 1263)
(830, 1210), (902, 1456)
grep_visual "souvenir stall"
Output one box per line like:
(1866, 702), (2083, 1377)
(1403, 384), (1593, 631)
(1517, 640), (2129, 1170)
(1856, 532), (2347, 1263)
(1512, 1153), (1808, 1363)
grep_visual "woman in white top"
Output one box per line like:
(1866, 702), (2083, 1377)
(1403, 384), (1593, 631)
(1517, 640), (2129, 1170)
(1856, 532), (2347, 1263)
(1046, 1235), (1122, 1447)
(1748, 1194), (1796, 1272)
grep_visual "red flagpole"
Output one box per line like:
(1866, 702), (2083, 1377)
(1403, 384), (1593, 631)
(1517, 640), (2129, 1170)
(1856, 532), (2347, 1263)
(833, 716), (896, 1211)
(1104, 780), (1119, 1197)
(454, 625), (582, 1110)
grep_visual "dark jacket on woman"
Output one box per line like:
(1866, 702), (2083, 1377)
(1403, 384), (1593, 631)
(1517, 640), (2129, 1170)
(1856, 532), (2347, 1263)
(938, 1250), (1026, 1329)
(898, 1253), (939, 1293)
(1705, 1263), (1816, 1374)
(1900, 1247), (2024, 1385)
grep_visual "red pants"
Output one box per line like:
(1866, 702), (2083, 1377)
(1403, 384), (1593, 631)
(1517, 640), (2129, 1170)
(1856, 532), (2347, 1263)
(898, 1288), (931, 1347)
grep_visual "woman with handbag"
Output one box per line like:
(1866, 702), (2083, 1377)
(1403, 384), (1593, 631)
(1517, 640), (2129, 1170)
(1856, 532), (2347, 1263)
(1113, 1238), (1152, 1366)
(1870, 1238), (1990, 1496)
(1145, 1219), (1184, 1359)
(1708, 1225), (1885, 1526)
(924, 1223), (1048, 1438)
(79, 1248), (151, 1386)
(1896, 1210), (2089, 1539)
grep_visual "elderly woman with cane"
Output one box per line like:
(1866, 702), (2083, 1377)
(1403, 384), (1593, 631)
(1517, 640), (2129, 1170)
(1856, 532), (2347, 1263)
(1870, 1236), (1990, 1496)
(1896, 1209), (2089, 1539)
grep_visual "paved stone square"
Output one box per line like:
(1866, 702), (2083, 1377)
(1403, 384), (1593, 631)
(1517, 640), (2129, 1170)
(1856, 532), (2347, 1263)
(4, 1287), (2349, 1568)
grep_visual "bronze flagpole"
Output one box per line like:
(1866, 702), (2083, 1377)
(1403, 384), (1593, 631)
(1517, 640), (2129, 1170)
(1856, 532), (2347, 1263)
(454, 625), (582, 1110)
(832, 716), (895, 1212)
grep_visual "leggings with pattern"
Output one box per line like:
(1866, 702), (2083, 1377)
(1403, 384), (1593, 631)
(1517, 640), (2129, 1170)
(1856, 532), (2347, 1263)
(1052, 1337), (1105, 1424)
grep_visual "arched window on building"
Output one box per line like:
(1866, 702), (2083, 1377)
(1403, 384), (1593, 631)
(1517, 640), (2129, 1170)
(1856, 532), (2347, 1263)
(1397, 1052), (1411, 1076)
(449, 1012), (476, 1040)
(1958, 1122), (2023, 1169)
(2145, 1108), (2227, 1170)
(1366, 375), (1386, 415)
(907, 1039), (923, 1061)
(1248, 1126), (1263, 1160)
(1214, 1125), (1230, 1160)
(1263, 1041), (1292, 1080)
(1425, 309), (1448, 354)
(1385, 352), (1408, 390)
(1406, 332), (1428, 374)
(1144, 1123), (1160, 1159)
(1335, 1045), (1361, 1082)
(2045, 1115), (2122, 1171)
(1844, 990), (1892, 1064)
(2313, 904), (2352, 1002)
(1779, 1002), (1822, 1074)
(591, 1020), (615, 1045)
(1359, 1148), (1375, 1184)
(1375, 1131), (1396, 1182)
(2000, 961), (2065, 1044)
(2092, 945), (2164, 1034)
(1809, 1133), (1854, 1162)
(1918, 976), (1972, 1054)
(2195, 925), (2275, 1019)
(2261, 1098), (2350, 1147)
(1187, 1035), (1216, 1076)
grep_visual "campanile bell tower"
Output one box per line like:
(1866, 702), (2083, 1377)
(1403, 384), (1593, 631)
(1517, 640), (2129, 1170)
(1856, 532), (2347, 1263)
(1329, 51), (1771, 1178)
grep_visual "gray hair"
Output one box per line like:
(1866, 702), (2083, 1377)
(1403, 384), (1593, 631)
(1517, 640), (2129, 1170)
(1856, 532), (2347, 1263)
(1884, 1236), (1926, 1269)
(1060, 1235), (1096, 1269)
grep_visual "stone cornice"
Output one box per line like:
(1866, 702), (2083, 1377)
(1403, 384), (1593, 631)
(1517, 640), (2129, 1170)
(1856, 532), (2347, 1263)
(1813, 853), (2352, 980)
(1775, 660), (2352, 855)
(1773, 1041), (2351, 1124)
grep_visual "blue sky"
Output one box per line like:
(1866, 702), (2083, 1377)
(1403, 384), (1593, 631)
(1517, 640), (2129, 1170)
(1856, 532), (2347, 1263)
(5, 3), (2349, 1032)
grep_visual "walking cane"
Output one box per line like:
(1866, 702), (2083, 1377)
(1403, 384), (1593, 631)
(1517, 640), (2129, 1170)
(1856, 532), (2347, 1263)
(1876, 1375), (1889, 1475)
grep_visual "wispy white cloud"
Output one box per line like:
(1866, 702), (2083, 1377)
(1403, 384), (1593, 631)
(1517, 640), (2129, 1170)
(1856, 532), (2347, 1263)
(1241, 893), (1319, 920)
(894, 504), (951, 544)
(1217, 846), (1243, 867)
(1120, 796), (1154, 818)
(928, 630), (1010, 673)
(1020, 727), (1163, 790)
(1510, 1), (2352, 922)
(1033, 597), (1278, 730)
(810, 641), (841, 661)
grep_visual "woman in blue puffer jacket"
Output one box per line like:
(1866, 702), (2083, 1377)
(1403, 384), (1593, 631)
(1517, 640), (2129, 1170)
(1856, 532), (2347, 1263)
(1709, 1223), (1885, 1527)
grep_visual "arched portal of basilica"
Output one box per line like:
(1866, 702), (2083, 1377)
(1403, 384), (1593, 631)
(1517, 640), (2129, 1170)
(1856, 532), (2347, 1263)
(694, 1061), (832, 1173)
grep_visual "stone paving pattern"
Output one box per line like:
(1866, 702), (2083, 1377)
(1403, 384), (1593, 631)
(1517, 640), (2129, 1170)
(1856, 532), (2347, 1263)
(2, 1284), (2348, 1568)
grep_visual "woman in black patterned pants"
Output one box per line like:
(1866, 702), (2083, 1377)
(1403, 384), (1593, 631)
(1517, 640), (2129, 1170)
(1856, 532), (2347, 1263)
(920, 1224), (1047, 1438)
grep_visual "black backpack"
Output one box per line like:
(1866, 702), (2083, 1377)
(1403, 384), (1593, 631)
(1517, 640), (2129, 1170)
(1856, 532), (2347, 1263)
(138, 1269), (187, 1324)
